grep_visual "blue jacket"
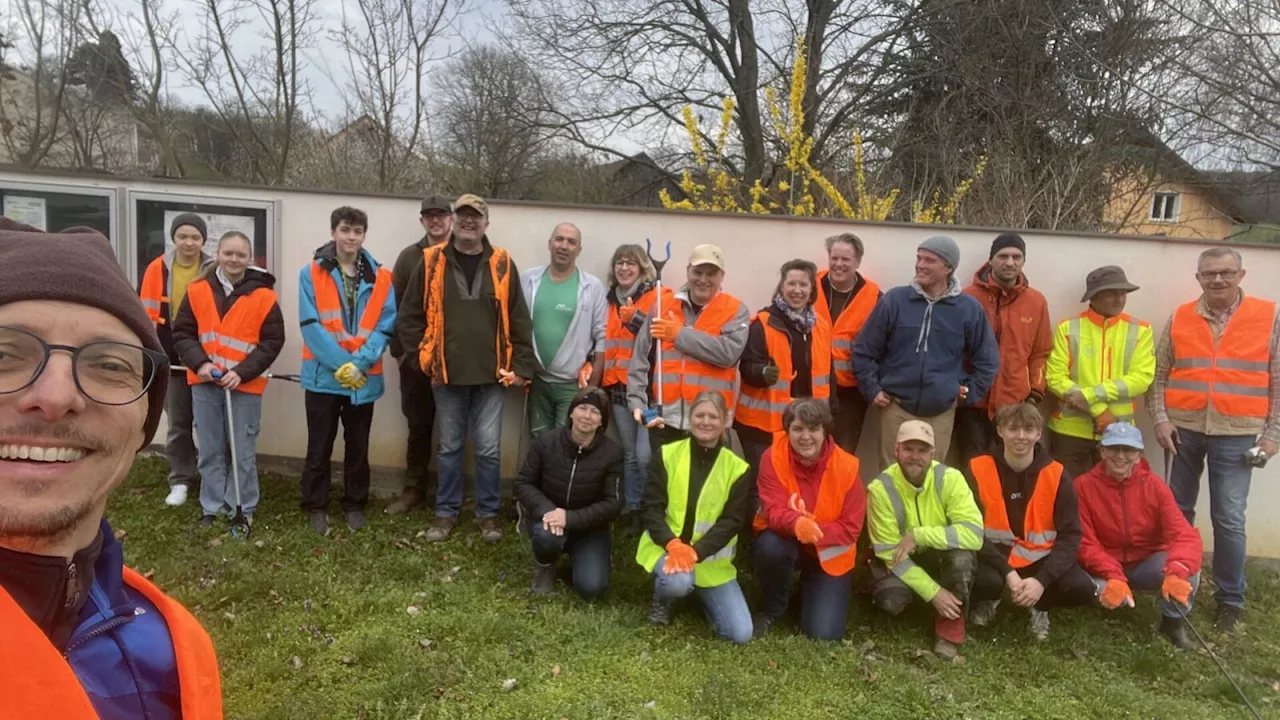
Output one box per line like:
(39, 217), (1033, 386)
(298, 242), (397, 405)
(853, 279), (999, 417)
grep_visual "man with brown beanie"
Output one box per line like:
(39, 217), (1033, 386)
(0, 217), (222, 718)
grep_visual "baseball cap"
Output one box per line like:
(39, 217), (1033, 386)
(420, 195), (452, 214)
(1100, 422), (1144, 450)
(688, 244), (725, 270)
(453, 193), (488, 218)
(896, 420), (935, 447)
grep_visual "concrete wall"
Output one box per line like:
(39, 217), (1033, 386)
(2, 169), (1278, 559)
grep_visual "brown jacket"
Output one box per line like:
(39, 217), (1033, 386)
(964, 264), (1053, 416)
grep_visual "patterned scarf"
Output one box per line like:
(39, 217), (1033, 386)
(773, 295), (816, 331)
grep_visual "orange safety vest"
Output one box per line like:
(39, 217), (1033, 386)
(139, 256), (168, 326)
(1167, 296), (1275, 419)
(417, 244), (513, 383)
(303, 262), (394, 376)
(814, 270), (879, 388)
(0, 566), (223, 720)
(185, 279), (277, 394)
(736, 311), (832, 434)
(602, 287), (671, 387)
(969, 455), (1061, 568)
(655, 292), (742, 413)
(752, 434), (860, 575)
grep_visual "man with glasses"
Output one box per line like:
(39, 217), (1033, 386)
(1148, 247), (1278, 634)
(0, 218), (222, 716)
(386, 194), (453, 516)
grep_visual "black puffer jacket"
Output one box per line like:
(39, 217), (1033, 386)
(514, 427), (624, 532)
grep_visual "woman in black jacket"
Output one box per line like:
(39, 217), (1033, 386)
(514, 387), (624, 599)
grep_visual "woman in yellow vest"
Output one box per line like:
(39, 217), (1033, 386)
(636, 391), (754, 643)
(173, 231), (284, 528)
(735, 259), (833, 471)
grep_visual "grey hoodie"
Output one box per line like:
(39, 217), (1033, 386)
(520, 265), (608, 383)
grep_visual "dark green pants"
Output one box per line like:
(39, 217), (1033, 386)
(530, 378), (580, 434)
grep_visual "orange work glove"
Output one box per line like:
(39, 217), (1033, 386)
(577, 361), (593, 388)
(1161, 575), (1193, 607)
(1099, 579), (1134, 610)
(663, 539), (698, 574)
(650, 312), (682, 342)
(618, 298), (637, 324)
(794, 516), (824, 545)
(1095, 409), (1119, 432)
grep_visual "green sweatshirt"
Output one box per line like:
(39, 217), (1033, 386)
(866, 461), (984, 601)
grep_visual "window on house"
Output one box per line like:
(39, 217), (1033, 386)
(1150, 192), (1180, 222)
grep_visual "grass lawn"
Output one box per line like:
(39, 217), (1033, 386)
(113, 457), (1280, 719)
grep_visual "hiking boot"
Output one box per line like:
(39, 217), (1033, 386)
(165, 485), (189, 507)
(1160, 616), (1195, 650)
(933, 637), (959, 661)
(1029, 609), (1050, 642)
(969, 599), (1000, 628)
(1214, 604), (1243, 635)
(425, 516), (457, 543)
(530, 562), (555, 595)
(198, 514), (216, 528)
(751, 612), (776, 639)
(385, 488), (423, 516)
(308, 510), (330, 537)
(647, 595), (671, 626)
(345, 509), (367, 531)
(478, 517), (503, 544)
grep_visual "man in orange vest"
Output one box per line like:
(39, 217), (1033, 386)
(298, 206), (398, 536)
(138, 213), (212, 508)
(815, 232), (881, 454)
(626, 244), (750, 452)
(966, 403), (1094, 641)
(1148, 247), (1278, 634)
(0, 217), (222, 719)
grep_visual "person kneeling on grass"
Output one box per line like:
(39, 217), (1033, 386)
(752, 398), (865, 641)
(514, 387), (623, 599)
(636, 391), (753, 644)
(1075, 422), (1203, 649)
(866, 420), (983, 660)
(967, 403), (1096, 641)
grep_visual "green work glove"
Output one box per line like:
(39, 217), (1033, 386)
(762, 362), (780, 386)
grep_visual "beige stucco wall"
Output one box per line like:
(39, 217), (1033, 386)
(1105, 177), (1234, 241)
(3, 169), (1278, 559)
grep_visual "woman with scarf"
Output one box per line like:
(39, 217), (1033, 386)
(601, 244), (663, 514)
(735, 259), (833, 472)
(173, 231), (285, 528)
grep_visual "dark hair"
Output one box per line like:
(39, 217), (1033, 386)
(994, 402), (1043, 431)
(567, 386), (611, 433)
(202, 231), (252, 280)
(774, 259), (818, 307)
(330, 206), (368, 231)
(783, 398), (833, 436)
(824, 232), (865, 260)
(608, 244), (656, 290)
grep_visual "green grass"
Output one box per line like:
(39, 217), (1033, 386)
(112, 457), (1280, 719)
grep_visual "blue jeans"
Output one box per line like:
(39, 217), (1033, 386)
(652, 555), (753, 644)
(191, 383), (262, 517)
(432, 383), (505, 518)
(1090, 551), (1202, 618)
(611, 403), (650, 508)
(753, 530), (853, 641)
(529, 523), (611, 599)
(1167, 428), (1253, 608)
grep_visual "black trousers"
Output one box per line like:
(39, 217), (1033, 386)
(398, 361), (436, 495)
(971, 555), (1098, 610)
(1050, 431), (1099, 479)
(832, 386), (869, 456)
(300, 390), (376, 512)
(954, 406), (995, 466)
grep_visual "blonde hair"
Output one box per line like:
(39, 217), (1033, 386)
(608, 244), (656, 289)
(202, 231), (252, 280)
(689, 390), (729, 424)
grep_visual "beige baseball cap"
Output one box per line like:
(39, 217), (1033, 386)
(896, 419), (935, 447)
(688, 243), (725, 270)
(453, 193), (489, 218)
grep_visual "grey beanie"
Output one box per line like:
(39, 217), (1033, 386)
(919, 235), (960, 269)
(169, 212), (208, 242)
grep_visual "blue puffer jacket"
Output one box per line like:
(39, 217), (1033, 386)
(298, 242), (397, 405)
(852, 278), (999, 417)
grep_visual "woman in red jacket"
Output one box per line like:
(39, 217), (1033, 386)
(1075, 422), (1202, 649)
(752, 398), (866, 640)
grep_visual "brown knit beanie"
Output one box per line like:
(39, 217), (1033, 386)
(0, 217), (167, 449)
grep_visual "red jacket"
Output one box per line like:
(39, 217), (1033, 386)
(964, 265), (1053, 416)
(757, 436), (865, 548)
(1074, 459), (1202, 581)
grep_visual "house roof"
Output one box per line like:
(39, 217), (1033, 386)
(1203, 170), (1280, 226)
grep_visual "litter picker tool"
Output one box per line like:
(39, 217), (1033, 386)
(1174, 602), (1262, 720)
(642, 239), (672, 427)
(211, 370), (250, 540)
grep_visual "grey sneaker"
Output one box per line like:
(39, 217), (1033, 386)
(530, 562), (555, 595)
(385, 488), (423, 516)
(308, 510), (329, 537)
(647, 595), (671, 626)
(198, 514), (216, 528)
(478, 517), (503, 544)
(425, 516), (457, 543)
(1030, 608), (1050, 641)
(345, 509), (367, 531)
(970, 599), (1000, 628)
(933, 637), (959, 661)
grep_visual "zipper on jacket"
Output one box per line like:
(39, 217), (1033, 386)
(64, 560), (78, 608)
(63, 613), (134, 657)
(1119, 481), (1131, 563)
(566, 448), (581, 502)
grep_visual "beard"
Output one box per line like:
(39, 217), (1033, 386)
(0, 494), (96, 549)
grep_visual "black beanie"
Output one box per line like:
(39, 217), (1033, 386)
(567, 387), (611, 434)
(170, 212), (208, 243)
(990, 232), (1026, 260)
(0, 217), (167, 450)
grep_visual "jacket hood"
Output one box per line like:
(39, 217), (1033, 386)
(992, 441), (1055, 476)
(233, 266), (277, 292)
(971, 263), (1028, 293)
(910, 275), (963, 301)
(313, 241), (382, 277)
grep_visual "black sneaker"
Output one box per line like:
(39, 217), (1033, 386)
(647, 595), (671, 626)
(198, 514), (216, 528)
(1214, 605), (1243, 635)
(530, 562), (555, 595)
(1160, 616), (1195, 650)
(751, 612), (776, 639)
(345, 509), (367, 531)
(308, 510), (330, 537)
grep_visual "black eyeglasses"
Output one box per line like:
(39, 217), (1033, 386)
(0, 326), (167, 406)
(1198, 270), (1240, 281)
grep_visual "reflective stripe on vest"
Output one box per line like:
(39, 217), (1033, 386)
(736, 310), (832, 434)
(185, 279), (276, 394)
(1167, 297), (1275, 419)
(602, 288), (666, 387)
(303, 262), (393, 376)
(139, 256), (168, 326)
(814, 270), (880, 388)
(969, 455), (1062, 569)
(654, 293), (742, 415)
(1050, 311), (1148, 438)
(417, 244), (512, 383)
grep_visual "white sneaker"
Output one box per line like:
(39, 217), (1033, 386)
(165, 485), (189, 507)
(1030, 609), (1050, 641)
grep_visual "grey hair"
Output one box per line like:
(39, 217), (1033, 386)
(1198, 246), (1243, 269)
(782, 398), (833, 436)
(824, 232), (865, 260)
(550, 222), (582, 242)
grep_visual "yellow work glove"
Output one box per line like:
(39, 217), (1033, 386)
(335, 362), (366, 389)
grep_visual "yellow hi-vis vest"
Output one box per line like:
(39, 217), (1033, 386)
(1046, 309), (1155, 440)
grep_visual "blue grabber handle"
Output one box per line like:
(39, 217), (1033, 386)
(645, 238), (672, 275)
(641, 407), (662, 426)
(211, 369), (224, 380)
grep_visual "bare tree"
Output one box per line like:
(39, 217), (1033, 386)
(0, 0), (81, 168)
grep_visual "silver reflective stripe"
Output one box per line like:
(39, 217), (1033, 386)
(876, 472), (907, 533)
(356, 327), (373, 339)
(220, 336), (256, 353)
(318, 310), (342, 322)
(833, 360), (853, 372)
(985, 528), (1016, 542)
(1093, 384), (1107, 400)
(141, 299), (161, 310)
(1122, 320), (1140, 371)
(737, 395), (789, 414)
(1216, 358), (1270, 372)
(818, 544), (853, 561)
(659, 373), (684, 385)
(605, 338), (632, 350)
(959, 521), (983, 537)
(199, 332), (218, 344)
(873, 542), (897, 553)
(1173, 358), (1213, 369)
(933, 464), (949, 507)
(694, 521), (714, 534)
(1169, 379), (1209, 392)
(832, 338), (852, 351)
(891, 557), (919, 579)
(1113, 379), (1130, 401)
(328, 329), (357, 343)
(1216, 383), (1269, 397)
(769, 379), (791, 392)
(1067, 319), (1081, 383)
(706, 544), (736, 562)
(813, 376), (830, 387)
(602, 358), (619, 371)
(666, 349), (685, 361)
(944, 526), (960, 548)
(1026, 530), (1057, 544)
(1012, 545), (1051, 563)
(687, 375), (736, 392)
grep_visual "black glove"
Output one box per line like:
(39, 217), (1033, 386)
(762, 362), (780, 385)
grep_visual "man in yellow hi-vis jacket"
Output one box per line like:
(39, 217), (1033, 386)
(1046, 266), (1155, 478)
